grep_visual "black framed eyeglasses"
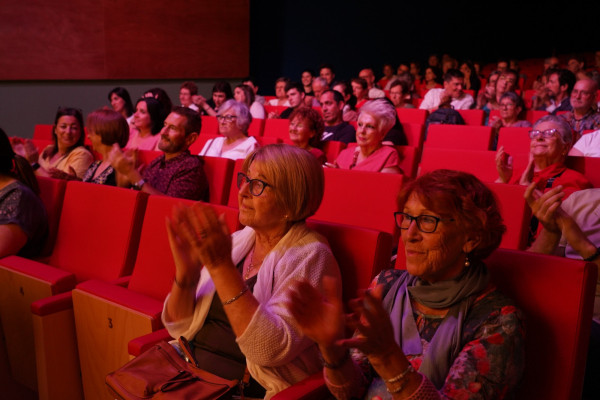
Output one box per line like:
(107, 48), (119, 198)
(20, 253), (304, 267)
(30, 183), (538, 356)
(394, 212), (454, 233)
(216, 115), (237, 122)
(529, 129), (558, 140)
(237, 172), (271, 196)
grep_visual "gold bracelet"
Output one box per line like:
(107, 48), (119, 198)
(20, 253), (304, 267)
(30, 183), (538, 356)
(222, 285), (249, 306)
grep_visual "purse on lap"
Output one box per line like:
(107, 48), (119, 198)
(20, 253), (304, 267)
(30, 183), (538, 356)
(105, 339), (240, 400)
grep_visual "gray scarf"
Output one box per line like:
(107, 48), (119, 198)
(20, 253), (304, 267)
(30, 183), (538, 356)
(381, 262), (490, 389)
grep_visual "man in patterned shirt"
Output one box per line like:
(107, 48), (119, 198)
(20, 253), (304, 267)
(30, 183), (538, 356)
(109, 107), (208, 200)
(560, 78), (600, 142)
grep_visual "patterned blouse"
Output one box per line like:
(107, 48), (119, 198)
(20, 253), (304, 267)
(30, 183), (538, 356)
(326, 269), (525, 400)
(82, 161), (116, 186)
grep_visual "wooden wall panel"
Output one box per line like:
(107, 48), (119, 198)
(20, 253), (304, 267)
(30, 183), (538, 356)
(0, 0), (249, 80)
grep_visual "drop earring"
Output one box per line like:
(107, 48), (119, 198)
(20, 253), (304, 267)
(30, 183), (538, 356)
(464, 254), (471, 268)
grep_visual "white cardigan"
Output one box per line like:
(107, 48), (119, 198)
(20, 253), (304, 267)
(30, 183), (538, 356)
(162, 223), (341, 399)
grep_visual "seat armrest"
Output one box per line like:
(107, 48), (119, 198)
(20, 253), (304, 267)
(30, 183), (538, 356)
(110, 275), (131, 288)
(31, 292), (73, 316)
(128, 328), (173, 356)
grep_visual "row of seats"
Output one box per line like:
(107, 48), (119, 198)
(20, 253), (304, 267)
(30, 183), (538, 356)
(0, 179), (394, 400)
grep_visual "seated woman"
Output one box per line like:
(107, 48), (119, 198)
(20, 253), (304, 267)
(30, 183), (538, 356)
(288, 107), (326, 164)
(289, 169), (525, 399)
(234, 83), (266, 120)
(126, 97), (166, 151)
(199, 100), (259, 160)
(496, 114), (592, 198)
(420, 66), (443, 96)
(108, 87), (134, 126)
(0, 128), (48, 258)
(488, 91), (532, 149)
(459, 60), (481, 95)
(267, 77), (291, 107)
(162, 144), (342, 398)
(333, 99), (402, 174)
(82, 109), (130, 185)
(25, 107), (93, 180)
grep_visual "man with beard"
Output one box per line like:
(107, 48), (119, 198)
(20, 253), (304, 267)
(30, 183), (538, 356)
(109, 107), (208, 200)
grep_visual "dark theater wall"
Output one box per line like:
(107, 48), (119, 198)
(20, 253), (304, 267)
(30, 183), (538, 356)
(0, 0), (249, 80)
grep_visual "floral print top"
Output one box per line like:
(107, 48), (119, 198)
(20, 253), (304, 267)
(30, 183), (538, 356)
(326, 268), (525, 400)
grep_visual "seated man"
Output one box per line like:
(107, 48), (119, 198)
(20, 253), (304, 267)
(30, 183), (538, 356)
(419, 68), (474, 111)
(179, 81), (199, 112)
(320, 89), (356, 143)
(109, 107), (208, 201)
(277, 82), (306, 119)
(560, 78), (600, 141)
(194, 81), (233, 116)
(311, 77), (328, 104)
(533, 68), (576, 114)
(319, 63), (336, 87)
(358, 68), (386, 99)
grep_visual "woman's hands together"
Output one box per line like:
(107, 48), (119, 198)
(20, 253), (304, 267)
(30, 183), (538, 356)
(495, 145), (513, 183)
(166, 203), (232, 285)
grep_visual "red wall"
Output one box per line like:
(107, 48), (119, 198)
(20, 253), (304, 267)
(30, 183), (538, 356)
(0, 0), (249, 80)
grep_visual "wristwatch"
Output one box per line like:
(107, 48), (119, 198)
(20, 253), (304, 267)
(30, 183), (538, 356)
(132, 179), (146, 191)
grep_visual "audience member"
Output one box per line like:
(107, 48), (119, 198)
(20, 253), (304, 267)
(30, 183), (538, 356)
(488, 92), (532, 149)
(234, 84), (265, 120)
(476, 70), (500, 110)
(358, 68), (386, 99)
(83, 109), (129, 186)
(567, 56), (589, 80)
(199, 100), (258, 160)
(143, 87), (174, 117)
(0, 128), (47, 258)
(319, 63), (336, 86)
(419, 69), (474, 111)
(533, 68), (576, 114)
(421, 66), (443, 93)
(442, 56), (458, 73)
(267, 77), (291, 107)
(496, 59), (509, 73)
(560, 78), (600, 141)
(351, 77), (370, 109)
(301, 69), (315, 96)
(288, 108), (326, 164)
(110, 107), (208, 200)
(332, 81), (358, 122)
(242, 76), (265, 105)
(496, 115), (591, 198)
(195, 81), (234, 116)
(378, 63), (398, 90)
(162, 144), (341, 398)
(311, 77), (328, 103)
(179, 81), (199, 112)
(278, 82), (306, 119)
(26, 107), (93, 180)
(289, 169), (524, 399)
(389, 80), (415, 109)
(332, 99), (402, 173)
(320, 90), (356, 143)
(126, 97), (166, 151)
(108, 87), (134, 125)
(459, 60), (481, 94)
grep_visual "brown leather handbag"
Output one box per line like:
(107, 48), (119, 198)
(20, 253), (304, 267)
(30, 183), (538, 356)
(106, 339), (239, 399)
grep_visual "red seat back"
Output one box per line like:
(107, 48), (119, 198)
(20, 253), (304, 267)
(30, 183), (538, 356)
(396, 108), (428, 125)
(525, 110), (548, 125)
(401, 122), (425, 149)
(486, 249), (596, 400)
(497, 127), (531, 155)
(486, 182), (531, 250)
(248, 118), (265, 137)
(263, 119), (290, 141)
(188, 133), (220, 155)
(306, 220), (393, 302)
(311, 168), (403, 238)
(49, 182), (148, 282)
(35, 177), (67, 257)
(321, 140), (347, 163)
(264, 105), (288, 117)
(426, 125), (493, 151)
(201, 156), (234, 205)
(136, 150), (162, 165)
(565, 155), (600, 188)
(33, 124), (53, 141)
(457, 109), (485, 126)
(200, 116), (218, 135)
(227, 159), (245, 208)
(127, 196), (240, 300)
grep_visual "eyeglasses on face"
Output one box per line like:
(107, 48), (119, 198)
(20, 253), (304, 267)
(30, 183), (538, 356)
(529, 129), (559, 140)
(394, 212), (454, 233)
(237, 172), (271, 196)
(216, 115), (237, 122)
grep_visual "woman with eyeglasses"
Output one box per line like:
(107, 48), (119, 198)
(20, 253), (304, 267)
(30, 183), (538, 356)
(288, 169), (524, 399)
(496, 114), (591, 199)
(488, 92), (531, 149)
(162, 144), (341, 399)
(21, 107), (93, 180)
(198, 100), (259, 160)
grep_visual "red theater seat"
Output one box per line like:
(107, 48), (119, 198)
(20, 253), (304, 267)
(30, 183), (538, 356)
(401, 122), (425, 150)
(71, 197), (240, 400)
(321, 140), (347, 163)
(457, 109), (485, 126)
(396, 108), (428, 125)
(200, 115), (218, 135)
(565, 155), (600, 188)
(35, 176), (67, 257)
(33, 124), (53, 141)
(425, 125), (493, 151)
(248, 118), (265, 137)
(263, 119), (291, 141)
(202, 156), (234, 205)
(0, 182), (147, 395)
(497, 127), (531, 155)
